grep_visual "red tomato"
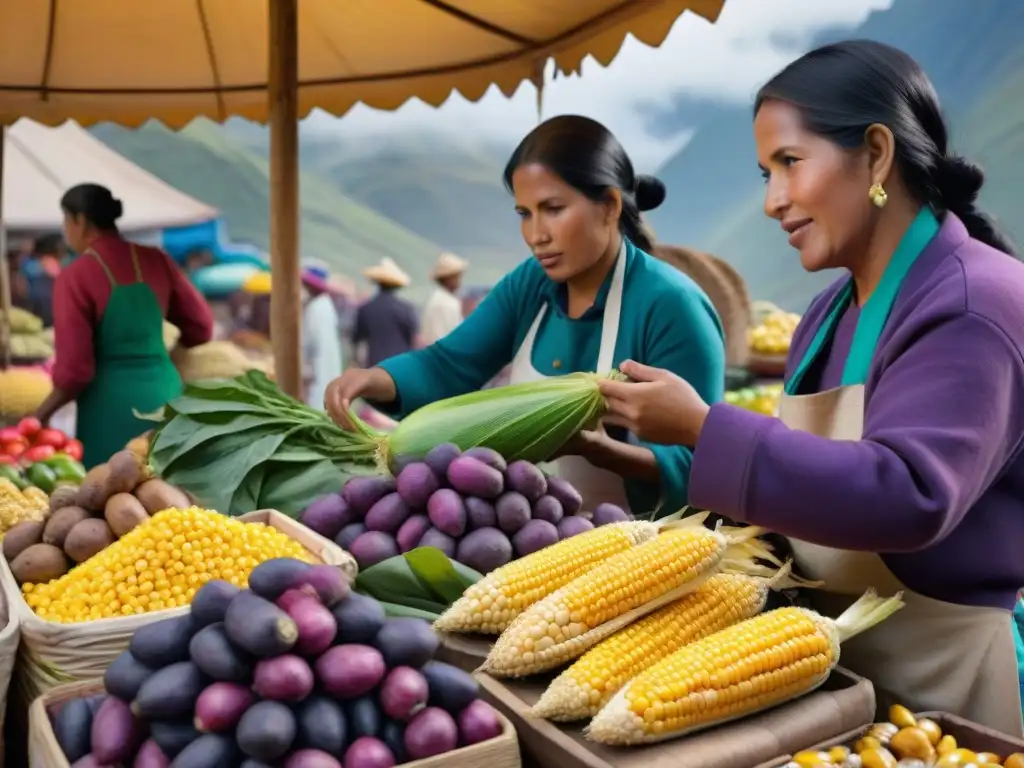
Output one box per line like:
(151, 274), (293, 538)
(23, 445), (55, 463)
(17, 417), (42, 437)
(0, 455), (16, 465)
(3, 442), (26, 458)
(62, 439), (84, 462)
(0, 427), (21, 444)
(33, 428), (67, 450)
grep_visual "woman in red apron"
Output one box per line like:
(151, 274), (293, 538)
(34, 184), (215, 468)
(597, 40), (1024, 736)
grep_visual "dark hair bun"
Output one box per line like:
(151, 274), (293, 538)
(636, 174), (666, 212)
(935, 154), (984, 211)
(110, 197), (124, 221)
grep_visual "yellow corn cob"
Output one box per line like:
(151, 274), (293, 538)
(434, 519), (665, 634)
(531, 561), (818, 721)
(587, 589), (904, 745)
(480, 518), (776, 677)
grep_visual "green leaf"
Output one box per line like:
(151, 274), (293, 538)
(162, 431), (286, 513)
(151, 415), (282, 474)
(355, 556), (440, 604)
(370, 600), (442, 621)
(256, 459), (348, 517)
(404, 547), (477, 605)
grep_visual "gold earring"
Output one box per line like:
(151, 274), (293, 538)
(869, 182), (888, 208)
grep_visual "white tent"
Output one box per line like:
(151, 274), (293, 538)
(2, 119), (218, 233)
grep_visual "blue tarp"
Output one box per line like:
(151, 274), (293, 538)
(159, 218), (267, 269)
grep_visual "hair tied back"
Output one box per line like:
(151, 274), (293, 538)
(635, 174), (667, 212)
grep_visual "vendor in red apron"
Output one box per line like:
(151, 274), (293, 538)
(324, 115), (726, 516)
(34, 183), (215, 468)
(597, 41), (1024, 736)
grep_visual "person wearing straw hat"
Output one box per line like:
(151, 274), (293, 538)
(421, 252), (468, 345)
(326, 116), (725, 518)
(301, 265), (344, 410)
(352, 258), (419, 368)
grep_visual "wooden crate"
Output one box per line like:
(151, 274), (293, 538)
(30, 679), (522, 768)
(476, 666), (875, 768)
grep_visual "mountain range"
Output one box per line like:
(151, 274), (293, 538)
(91, 0), (1024, 310)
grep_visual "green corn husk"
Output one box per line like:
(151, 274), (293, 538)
(384, 370), (626, 470)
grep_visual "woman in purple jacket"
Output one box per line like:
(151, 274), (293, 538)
(598, 40), (1024, 734)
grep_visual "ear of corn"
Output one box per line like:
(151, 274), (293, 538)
(385, 371), (626, 470)
(480, 518), (777, 677)
(531, 561), (819, 721)
(586, 589), (904, 745)
(433, 517), (674, 635)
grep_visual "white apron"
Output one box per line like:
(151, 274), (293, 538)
(780, 210), (1023, 736)
(509, 249), (631, 513)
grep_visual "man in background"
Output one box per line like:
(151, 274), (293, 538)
(353, 258), (418, 367)
(421, 252), (468, 345)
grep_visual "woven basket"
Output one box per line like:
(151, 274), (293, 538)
(1, 509), (355, 703)
(653, 244), (751, 367)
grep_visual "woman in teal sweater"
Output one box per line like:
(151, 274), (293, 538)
(327, 115), (725, 517)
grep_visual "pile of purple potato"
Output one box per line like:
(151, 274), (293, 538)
(299, 443), (631, 574)
(52, 558), (502, 767)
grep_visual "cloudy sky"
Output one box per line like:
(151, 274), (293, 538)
(304, 0), (893, 170)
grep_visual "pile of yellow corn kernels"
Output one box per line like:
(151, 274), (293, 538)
(23, 506), (313, 623)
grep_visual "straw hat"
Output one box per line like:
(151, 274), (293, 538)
(431, 252), (468, 280)
(301, 265), (331, 293)
(363, 258), (410, 288)
(242, 270), (272, 295)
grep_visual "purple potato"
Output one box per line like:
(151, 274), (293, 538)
(464, 497), (497, 530)
(426, 489), (467, 537)
(532, 495), (563, 525)
(335, 522), (367, 550)
(300, 494), (353, 539)
(285, 750), (343, 768)
(396, 462), (441, 509)
(380, 666), (429, 721)
(344, 737), (395, 768)
(556, 515), (594, 540)
(495, 491), (531, 535)
(456, 528), (513, 573)
(396, 514), (431, 553)
(349, 531), (399, 568)
(417, 528), (456, 558)
(592, 502), (630, 525)
(423, 443), (461, 479)
(457, 699), (503, 745)
(462, 446), (507, 473)
(342, 476), (397, 515)
(505, 460), (547, 502)
(253, 654), (315, 702)
(316, 644), (386, 699)
(447, 457), (504, 499)
(404, 707), (458, 760)
(364, 493), (412, 534)
(545, 475), (583, 515)
(511, 519), (559, 557)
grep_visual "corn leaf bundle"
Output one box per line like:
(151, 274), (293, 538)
(385, 371), (626, 470)
(147, 371), (384, 516)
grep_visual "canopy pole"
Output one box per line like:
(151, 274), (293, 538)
(268, 0), (302, 398)
(0, 126), (10, 372)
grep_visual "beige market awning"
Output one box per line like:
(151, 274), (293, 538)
(0, 0), (725, 127)
(3, 119), (218, 232)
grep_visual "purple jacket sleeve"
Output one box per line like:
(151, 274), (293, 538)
(688, 312), (1024, 552)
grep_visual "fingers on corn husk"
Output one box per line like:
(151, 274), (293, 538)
(478, 515), (781, 678)
(585, 589), (904, 745)
(530, 561), (820, 722)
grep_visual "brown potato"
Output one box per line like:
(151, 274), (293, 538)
(133, 479), (190, 515)
(10, 543), (69, 584)
(104, 493), (149, 537)
(2, 520), (45, 562)
(76, 464), (113, 511)
(48, 485), (79, 514)
(43, 506), (92, 548)
(106, 450), (143, 495)
(63, 519), (116, 563)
